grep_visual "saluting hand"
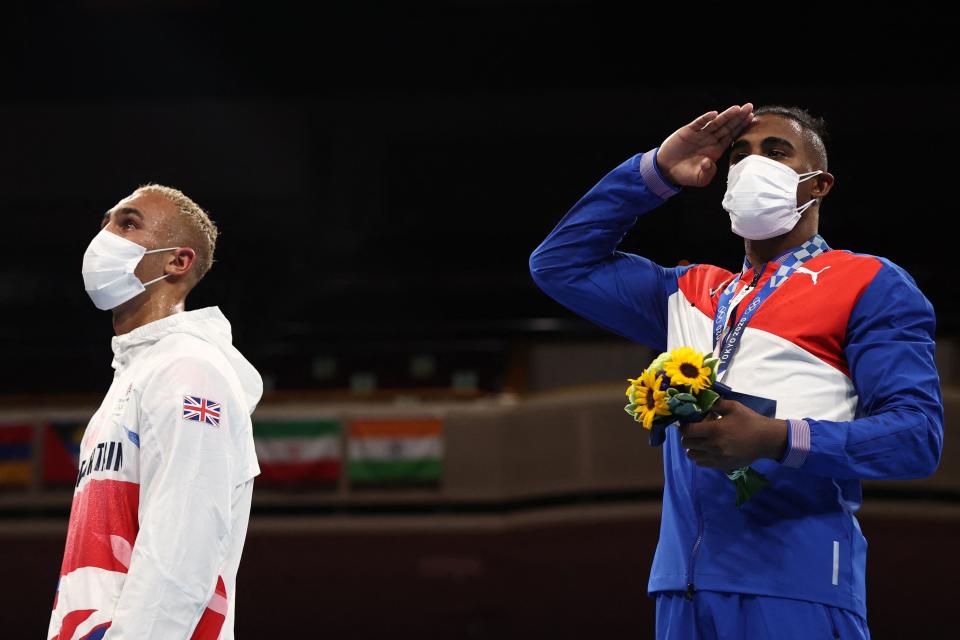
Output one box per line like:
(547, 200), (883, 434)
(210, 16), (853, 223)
(656, 103), (755, 188)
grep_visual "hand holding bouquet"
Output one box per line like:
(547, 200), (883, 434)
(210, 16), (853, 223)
(625, 347), (770, 506)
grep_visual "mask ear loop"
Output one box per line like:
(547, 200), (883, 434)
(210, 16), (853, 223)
(141, 274), (170, 287)
(140, 247), (179, 287)
(796, 198), (818, 215)
(796, 170), (824, 214)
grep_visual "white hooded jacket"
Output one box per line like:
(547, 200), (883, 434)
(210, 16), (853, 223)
(48, 307), (262, 640)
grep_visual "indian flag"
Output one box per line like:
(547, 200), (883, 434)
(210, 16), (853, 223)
(348, 418), (443, 484)
(253, 419), (342, 484)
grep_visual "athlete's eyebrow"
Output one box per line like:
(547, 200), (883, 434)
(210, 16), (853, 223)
(114, 207), (144, 219)
(731, 137), (797, 152)
(102, 207), (145, 224)
(760, 136), (796, 151)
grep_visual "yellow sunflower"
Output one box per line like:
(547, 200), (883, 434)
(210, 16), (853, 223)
(627, 368), (671, 430)
(662, 347), (713, 393)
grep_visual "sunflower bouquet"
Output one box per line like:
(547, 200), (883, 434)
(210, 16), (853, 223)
(625, 347), (769, 506)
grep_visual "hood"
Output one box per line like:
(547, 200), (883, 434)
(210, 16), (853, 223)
(110, 306), (263, 413)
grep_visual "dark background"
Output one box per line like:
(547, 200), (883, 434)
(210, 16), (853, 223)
(0, 1), (956, 395)
(2, 3), (959, 639)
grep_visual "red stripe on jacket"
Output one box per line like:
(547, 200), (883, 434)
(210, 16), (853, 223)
(677, 253), (883, 376)
(59, 479), (139, 577)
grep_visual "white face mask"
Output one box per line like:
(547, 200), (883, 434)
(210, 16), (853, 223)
(82, 228), (179, 310)
(721, 154), (823, 241)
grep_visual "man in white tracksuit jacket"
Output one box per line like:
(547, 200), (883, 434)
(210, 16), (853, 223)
(48, 185), (261, 640)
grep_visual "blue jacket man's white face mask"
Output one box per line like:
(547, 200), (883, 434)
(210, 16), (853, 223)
(722, 155), (823, 241)
(82, 228), (179, 310)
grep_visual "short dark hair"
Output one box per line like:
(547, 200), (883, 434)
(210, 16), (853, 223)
(754, 105), (829, 171)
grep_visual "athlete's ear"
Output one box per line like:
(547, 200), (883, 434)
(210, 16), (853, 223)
(165, 248), (197, 279)
(811, 172), (835, 198)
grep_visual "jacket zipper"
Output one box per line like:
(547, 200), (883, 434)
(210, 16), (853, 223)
(686, 462), (703, 600)
(687, 262), (767, 601)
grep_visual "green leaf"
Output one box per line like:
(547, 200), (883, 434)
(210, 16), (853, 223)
(697, 389), (720, 412)
(674, 393), (697, 403)
(651, 352), (672, 372)
(673, 402), (699, 419)
(729, 466), (770, 507)
(744, 468), (769, 492)
(703, 357), (719, 371)
(624, 404), (639, 416)
(735, 481), (750, 506)
(666, 387), (679, 397)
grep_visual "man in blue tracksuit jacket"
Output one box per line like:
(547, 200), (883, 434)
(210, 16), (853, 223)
(529, 103), (943, 639)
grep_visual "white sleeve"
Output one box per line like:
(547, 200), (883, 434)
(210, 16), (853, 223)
(107, 356), (245, 639)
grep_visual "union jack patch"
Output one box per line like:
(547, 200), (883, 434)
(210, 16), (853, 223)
(182, 395), (221, 427)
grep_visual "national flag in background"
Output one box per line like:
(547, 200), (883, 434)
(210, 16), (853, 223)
(348, 418), (443, 484)
(253, 419), (342, 485)
(43, 421), (85, 486)
(0, 423), (34, 488)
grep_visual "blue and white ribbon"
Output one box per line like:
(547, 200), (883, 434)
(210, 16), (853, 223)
(712, 235), (831, 379)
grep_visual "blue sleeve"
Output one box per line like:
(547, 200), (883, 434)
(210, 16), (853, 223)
(529, 149), (691, 352)
(783, 260), (944, 479)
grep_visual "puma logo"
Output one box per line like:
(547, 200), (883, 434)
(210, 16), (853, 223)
(795, 265), (830, 285)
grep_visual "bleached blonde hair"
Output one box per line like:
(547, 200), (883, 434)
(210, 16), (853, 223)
(135, 183), (218, 282)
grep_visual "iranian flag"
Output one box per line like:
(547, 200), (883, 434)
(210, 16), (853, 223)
(348, 418), (443, 484)
(253, 419), (342, 485)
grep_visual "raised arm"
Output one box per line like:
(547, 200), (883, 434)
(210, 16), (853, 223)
(529, 104), (755, 349)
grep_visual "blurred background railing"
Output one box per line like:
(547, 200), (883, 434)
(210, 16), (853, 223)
(3, 340), (958, 638)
